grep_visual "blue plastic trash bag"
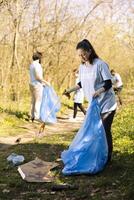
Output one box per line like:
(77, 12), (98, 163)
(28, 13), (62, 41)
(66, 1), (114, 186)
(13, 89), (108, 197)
(40, 86), (61, 124)
(61, 99), (108, 175)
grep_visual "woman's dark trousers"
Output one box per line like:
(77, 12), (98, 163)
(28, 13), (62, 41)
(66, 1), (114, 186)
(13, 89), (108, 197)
(101, 110), (116, 163)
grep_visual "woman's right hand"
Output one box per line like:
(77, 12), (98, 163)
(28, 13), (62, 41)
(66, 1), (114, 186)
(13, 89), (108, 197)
(63, 89), (71, 99)
(43, 80), (51, 86)
(46, 82), (51, 86)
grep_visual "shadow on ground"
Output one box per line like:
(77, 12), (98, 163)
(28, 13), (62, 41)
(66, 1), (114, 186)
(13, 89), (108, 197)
(0, 140), (133, 200)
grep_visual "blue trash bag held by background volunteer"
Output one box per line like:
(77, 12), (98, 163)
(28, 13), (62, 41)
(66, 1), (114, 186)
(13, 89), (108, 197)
(40, 86), (61, 124)
(61, 99), (108, 175)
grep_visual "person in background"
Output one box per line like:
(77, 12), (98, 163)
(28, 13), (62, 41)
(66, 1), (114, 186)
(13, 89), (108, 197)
(111, 69), (123, 105)
(71, 68), (86, 121)
(29, 51), (50, 122)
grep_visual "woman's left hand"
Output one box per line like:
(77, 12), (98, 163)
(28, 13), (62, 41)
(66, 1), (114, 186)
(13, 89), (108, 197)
(93, 88), (105, 98)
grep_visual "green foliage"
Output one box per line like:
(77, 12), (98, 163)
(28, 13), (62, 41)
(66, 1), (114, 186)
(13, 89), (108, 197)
(113, 103), (134, 154)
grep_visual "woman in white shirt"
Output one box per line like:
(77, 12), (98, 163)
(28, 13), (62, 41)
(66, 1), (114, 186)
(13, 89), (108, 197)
(111, 69), (123, 105)
(29, 52), (49, 121)
(73, 69), (86, 119)
(64, 39), (117, 163)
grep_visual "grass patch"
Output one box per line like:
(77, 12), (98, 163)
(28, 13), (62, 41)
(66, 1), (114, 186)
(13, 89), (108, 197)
(0, 101), (133, 199)
(0, 112), (29, 137)
(113, 103), (134, 154)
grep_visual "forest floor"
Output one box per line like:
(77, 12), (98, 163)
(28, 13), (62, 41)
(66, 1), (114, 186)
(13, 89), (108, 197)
(0, 88), (133, 200)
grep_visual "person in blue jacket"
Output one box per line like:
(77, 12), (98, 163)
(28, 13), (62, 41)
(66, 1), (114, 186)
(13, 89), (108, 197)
(64, 39), (117, 163)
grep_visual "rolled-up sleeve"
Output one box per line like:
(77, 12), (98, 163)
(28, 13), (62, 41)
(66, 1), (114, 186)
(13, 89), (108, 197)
(100, 62), (112, 81)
